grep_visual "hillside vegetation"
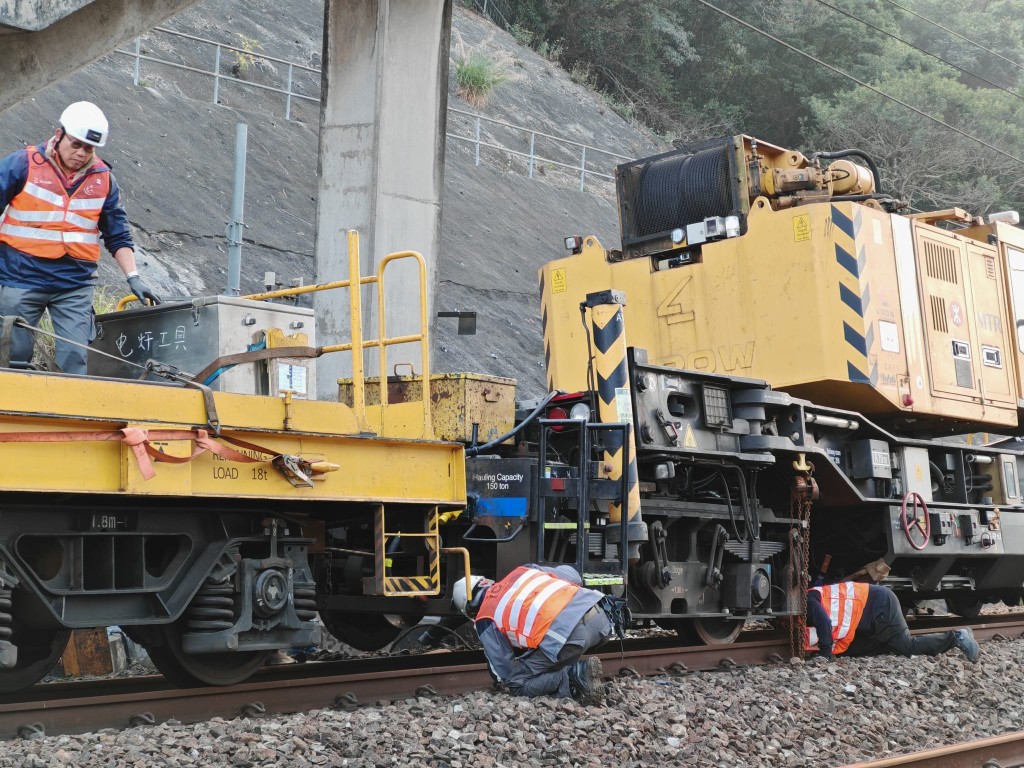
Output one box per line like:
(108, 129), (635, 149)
(487, 0), (1024, 214)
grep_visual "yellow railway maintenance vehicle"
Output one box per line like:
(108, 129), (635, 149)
(3, 134), (1022, 693)
(0, 234), (468, 691)
(532, 134), (1024, 625)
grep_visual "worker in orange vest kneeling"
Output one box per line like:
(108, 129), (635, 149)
(453, 565), (624, 704)
(806, 582), (979, 662)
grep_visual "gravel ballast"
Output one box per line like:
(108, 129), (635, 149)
(7, 635), (1024, 767)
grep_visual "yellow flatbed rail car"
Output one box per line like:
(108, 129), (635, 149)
(0, 231), (470, 692)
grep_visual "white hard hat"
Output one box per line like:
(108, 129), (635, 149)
(60, 101), (109, 147)
(452, 575), (493, 615)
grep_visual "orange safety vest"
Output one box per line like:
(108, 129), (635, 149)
(476, 566), (581, 650)
(804, 581), (869, 655)
(0, 148), (109, 262)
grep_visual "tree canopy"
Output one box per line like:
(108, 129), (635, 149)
(491, 0), (1024, 214)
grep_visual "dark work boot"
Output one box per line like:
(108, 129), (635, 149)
(567, 656), (604, 705)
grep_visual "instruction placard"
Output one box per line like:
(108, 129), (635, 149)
(277, 363), (308, 396)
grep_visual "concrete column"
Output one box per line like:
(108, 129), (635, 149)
(314, 0), (452, 400)
(0, 0), (200, 115)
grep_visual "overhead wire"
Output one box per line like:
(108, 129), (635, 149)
(879, 0), (1024, 74)
(688, 0), (1024, 167)
(811, 0), (1024, 103)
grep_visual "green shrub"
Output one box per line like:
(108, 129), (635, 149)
(231, 35), (264, 78)
(455, 51), (509, 108)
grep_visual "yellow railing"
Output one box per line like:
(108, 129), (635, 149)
(251, 231), (431, 437)
(117, 230), (432, 438)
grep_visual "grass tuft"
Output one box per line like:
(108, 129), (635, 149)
(455, 51), (508, 108)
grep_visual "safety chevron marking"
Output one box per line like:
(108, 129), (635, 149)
(835, 242), (859, 278)
(588, 301), (642, 527)
(384, 576), (434, 595)
(426, 507), (439, 593)
(592, 310), (624, 353)
(833, 204), (877, 386)
(597, 367), (628, 399)
(833, 205), (855, 239)
(839, 283), (863, 314)
(592, 308), (628, 406)
(540, 272), (553, 391)
(844, 322), (868, 356)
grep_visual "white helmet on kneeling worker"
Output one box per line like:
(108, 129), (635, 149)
(452, 575), (494, 615)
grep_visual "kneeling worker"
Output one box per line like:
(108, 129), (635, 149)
(806, 582), (980, 662)
(453, 565), (622, 704)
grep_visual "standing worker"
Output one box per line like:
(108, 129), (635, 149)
(0, 101), (161, 374)
(806, 582), (980, 662)
(453, 565), (626, 704)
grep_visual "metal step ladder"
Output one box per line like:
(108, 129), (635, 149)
(534, 418), (630, 587)
(369, 504), (441, 596)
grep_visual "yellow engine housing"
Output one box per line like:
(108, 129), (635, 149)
(541, 200), (1024, 433)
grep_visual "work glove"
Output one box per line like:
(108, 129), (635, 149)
(126, 275), (161, 306)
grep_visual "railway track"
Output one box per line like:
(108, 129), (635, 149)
(841, 730), (1024, 767)
(1, 615), (1021, 741)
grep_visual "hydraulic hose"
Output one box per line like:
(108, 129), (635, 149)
(465, 390), (561, 457)
(929, 461), (945, 495)
(809, 149), (883, 194)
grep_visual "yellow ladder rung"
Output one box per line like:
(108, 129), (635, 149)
(375, 504), (441, 597)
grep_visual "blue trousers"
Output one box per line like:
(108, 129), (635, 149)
(0, 284), (95, 374)
(507, 608), (611, 698)
(846, 586), (956, 657)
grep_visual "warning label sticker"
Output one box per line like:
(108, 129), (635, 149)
(551, 268), (567, 294)
(792, 214), (811, 242)
(683, 424), (698, 449)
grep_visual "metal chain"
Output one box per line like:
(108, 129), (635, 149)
(788, 470), (815, 658)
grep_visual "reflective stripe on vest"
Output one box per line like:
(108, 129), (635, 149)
(476, 566), (580, 650)
(804, 581), (869, 655)
(0, 148), (108, 262)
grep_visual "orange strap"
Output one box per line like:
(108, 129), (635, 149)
(0, 427), (278, 481)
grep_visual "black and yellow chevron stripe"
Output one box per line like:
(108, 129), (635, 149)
(832, 205), (877, 386)
(374, 505), (441, 597)
(590, 300), (642, 525)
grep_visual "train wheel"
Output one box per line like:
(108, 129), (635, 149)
(143, 623), (270, 688)
(945, 594), (983, 619)
(673, 617), (743, 645)
(320, 611), (406, 652)
(0, 626), (71, 694)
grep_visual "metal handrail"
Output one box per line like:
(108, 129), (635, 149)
(111, 26), (634, 191)
(447, 108), (630, 191)
(115, 27), (320, 121)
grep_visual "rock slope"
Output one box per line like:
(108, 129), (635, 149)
(0, 0), (661, 396)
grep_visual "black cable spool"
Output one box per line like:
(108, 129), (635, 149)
(633, 145), (733, 237)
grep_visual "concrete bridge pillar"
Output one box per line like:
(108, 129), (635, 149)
(314, 0), (453, 400)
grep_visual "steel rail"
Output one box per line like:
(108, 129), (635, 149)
(0, 636), (786, 739)
(840, 730), (1024, 767)
(0, 617), (1020, 741)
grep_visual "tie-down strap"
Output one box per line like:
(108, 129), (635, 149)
(0, 427), (333, 487)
